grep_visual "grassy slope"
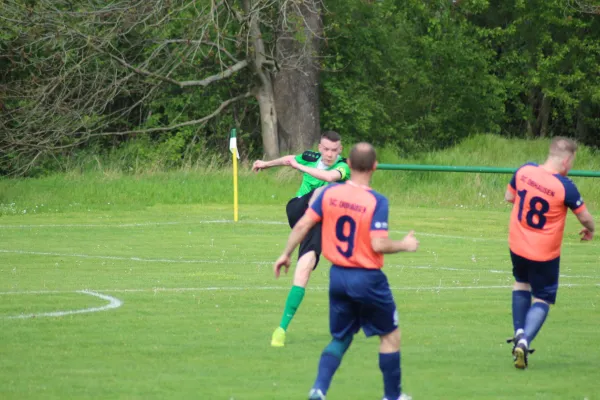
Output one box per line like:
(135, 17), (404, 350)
(0, 135), (598, 216)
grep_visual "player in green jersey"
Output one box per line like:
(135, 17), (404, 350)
(252, 131), (351, 347)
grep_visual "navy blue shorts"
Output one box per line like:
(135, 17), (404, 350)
(329, 266), (398, 339)
(510, 250), (560, 304)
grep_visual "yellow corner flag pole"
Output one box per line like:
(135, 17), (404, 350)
(229, 128), (240, 222)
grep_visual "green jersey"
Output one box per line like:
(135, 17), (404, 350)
(294, 151), (351, 197)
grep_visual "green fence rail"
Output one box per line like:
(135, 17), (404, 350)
(376, 164), (600, 177)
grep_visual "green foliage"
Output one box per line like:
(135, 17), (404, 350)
(471, 0), (600, 142)
(3, 0), (600, 175)
(320, 0), (505, 153)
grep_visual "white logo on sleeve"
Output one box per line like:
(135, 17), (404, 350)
(374, 221), (387, 229)
(577, 198), (583, 206)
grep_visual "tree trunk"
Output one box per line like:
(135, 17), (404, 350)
(575, 102), (590, 143)
(274, 0), (323, 154)
(525, 89), (537, 138)
(242, 0), (280, 159)
(256, 84), (279, 160)
(537, 93), (551, 138)
(526, 120), (534, 138)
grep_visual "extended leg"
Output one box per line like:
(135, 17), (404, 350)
(271, 251), (317, 347)
(273, 194), (320, 347)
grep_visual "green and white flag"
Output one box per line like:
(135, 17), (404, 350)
(229, 128), (240, 159)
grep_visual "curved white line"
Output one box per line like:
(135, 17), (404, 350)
(4, 290), (123, 319)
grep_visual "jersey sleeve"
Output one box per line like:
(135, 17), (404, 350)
(295, 151), (320, 166)
(334, 162), (351, 181)
(370, 194), (389, 238)
(508, 172), (517, 193)
(561, 178), (586, 214)
(508, 162), (537, 193)
(306, 187), (326, 222)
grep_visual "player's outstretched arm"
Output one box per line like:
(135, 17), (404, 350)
(274, 214), (318, 278)
(576, 209), (595, 241)
(289, 158), (342, 183)
(252, 155), (296, 172)
(371, 230), (419, 254)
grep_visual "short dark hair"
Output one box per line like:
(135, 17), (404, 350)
(550, 136), (578, 157)
(321, 130), (341, 143)
(349, 142), (377, 172)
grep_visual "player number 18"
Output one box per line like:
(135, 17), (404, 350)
(517, 189), (550, 229)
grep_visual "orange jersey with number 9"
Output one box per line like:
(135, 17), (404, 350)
(508, 163), (586, 261)
(306, 181), (389, 269)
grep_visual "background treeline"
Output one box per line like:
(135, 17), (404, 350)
(1, 0), (599, 176)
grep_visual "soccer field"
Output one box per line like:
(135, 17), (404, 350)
(1, 204), (598, 400)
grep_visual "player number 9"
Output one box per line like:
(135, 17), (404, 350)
(335, 216), (356, 258)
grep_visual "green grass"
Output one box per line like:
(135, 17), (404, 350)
(1, 135), (599, 215)
(1, 204), (599, 399)
(1, 135), (599, 398)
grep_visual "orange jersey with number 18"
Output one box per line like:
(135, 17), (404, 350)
(306, 181), (389, 270)
(508, 163), (586, 261)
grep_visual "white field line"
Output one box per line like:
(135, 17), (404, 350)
(0, 283), (597, 298)
(386, 264), (600, 280)
(2, 290), (123, 319)
(391, 230), (500, 242)
(0, 248), (598, 280)
(0, 219), (494, 241)
(0, 219), (594, 248)
(0, 249), (252, 265)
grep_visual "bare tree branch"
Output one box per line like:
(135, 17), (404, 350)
(567, 0), (600, 14)
(158, 39), (239, 62)
(0, 0), (325, 173)
(100, 46), (249, 87)
(85, 92), (253, 137)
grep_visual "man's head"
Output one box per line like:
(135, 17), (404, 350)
(548, 137), (578, 175)
(318, 130), (342, 166)
(348, 142), (377, 174)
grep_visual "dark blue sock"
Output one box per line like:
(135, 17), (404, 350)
(512, 290), (532, 332)
(524, 302), (550, 343)
(379, 352), (401, 400)
(313, 353), (341, 394)
(312, 336), (352, 394)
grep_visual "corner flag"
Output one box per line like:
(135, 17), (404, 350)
(229, 128), (239, 222)
(229, 128), (240, 159)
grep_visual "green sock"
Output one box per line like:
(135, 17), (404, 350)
(279, 285), (305, 330)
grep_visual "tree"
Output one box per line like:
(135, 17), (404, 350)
(470, 0), (600, 143)
(0, 0), (324, 175)
(274, 0), (323, 153)
(319, 0), (504, 152)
